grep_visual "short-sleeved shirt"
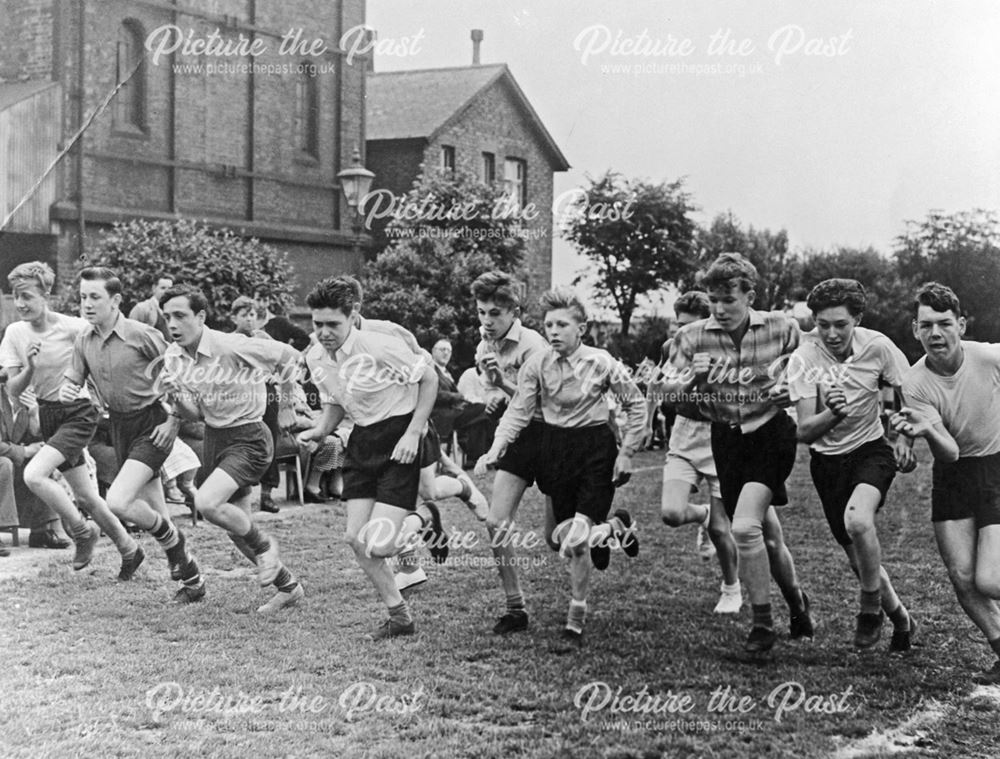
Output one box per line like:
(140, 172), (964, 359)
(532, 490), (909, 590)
(672, 310), (800, 428)
(494, 344), (648, 456)
(788, 327), (910, 455)
(474, 319), (548, 416)
(902, 341), (1000, 458)
(163, 327), (298, 429)
(0, 313), (90, 403)
(303, 326), (430, 428)
(67, 312), (168, 413)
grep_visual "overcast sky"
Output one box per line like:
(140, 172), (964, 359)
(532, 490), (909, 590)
(366, 1), (1000, 297)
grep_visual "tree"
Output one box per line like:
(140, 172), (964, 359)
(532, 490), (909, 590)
(799, 246), (916, 358)
(684, 212), (799, 311)
(361, 166), (528, 366)
(894, 209), (1000, 341)
(562, 171), (697, 338)
(55, 218), (297, 330)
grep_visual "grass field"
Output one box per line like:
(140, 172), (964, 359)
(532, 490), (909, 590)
(2, 443), (1000, 758)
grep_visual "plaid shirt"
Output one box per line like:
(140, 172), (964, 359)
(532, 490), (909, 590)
(671, 309), (800, 428)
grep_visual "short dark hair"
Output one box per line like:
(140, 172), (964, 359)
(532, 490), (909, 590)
(538, 286), (587, 323)
(913, 281), (962, 319)
(701, 253), (758, 293)
(79, 267), (123, 297)
(471, 271), (522, 309)
(230, 295), (255, 316)
(160, 284), (208, 314)
(674, 290), (710, 319)
(806, 278), (867, 318)
(306, 276), (361, 313)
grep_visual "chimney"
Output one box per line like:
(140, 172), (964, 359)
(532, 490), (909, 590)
(471, 29), (483, 65)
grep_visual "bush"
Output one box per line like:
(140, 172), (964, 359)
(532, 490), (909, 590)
(55, 218), (297, 330)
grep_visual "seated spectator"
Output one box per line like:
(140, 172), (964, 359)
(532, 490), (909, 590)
(289, 383), (347, 502)
(429, 338), (492, 464)
(128, 274), (173, 339)
(456, 363), (497, 462)
(252, 287), (311, 352)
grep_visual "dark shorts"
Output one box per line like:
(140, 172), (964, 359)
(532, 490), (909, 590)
(809, 437), (897, 546)
(496, 419), (545, 486)
(343, 413), (420, 511)
(38, 399), (98, 472)
(932, 451), (1000, 527)
(419, 420), (443, 469)
(535, 423), (617, 524)
(196, 422), (273, 501)
(711, 410), (797, 520)
(109, 404), (170, 473)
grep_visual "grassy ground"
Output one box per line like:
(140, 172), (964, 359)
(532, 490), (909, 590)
(2, 444), (1000, 758)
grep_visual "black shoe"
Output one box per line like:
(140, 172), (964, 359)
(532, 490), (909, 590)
(371, 618), (415, 640)
(561, 627), (584, 646)
(118, 545), (146, 581)
(28, 529), (71, 549)
(854, 611), (885, 649)
(973, 660), (1000, 685)
(303, 488), (328, 504)
(590, 539), (610, 571)
(744, 626), (777, 653)
(493, 610), (529, 635)
(889, 615), (916, 653)
(613, 509), (639, 557)
(789, 592), (815, 640)
(172, 582), (206, 604)
(260, 493), (280, 513)
(420, 501), (449, 563)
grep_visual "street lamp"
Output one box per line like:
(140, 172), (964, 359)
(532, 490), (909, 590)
(337, 146), (375, 256)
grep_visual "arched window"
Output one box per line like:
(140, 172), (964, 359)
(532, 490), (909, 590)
(295, 62), (319, 158)
(115, 19), (146, 132)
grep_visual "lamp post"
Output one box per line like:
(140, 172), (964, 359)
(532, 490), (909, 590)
(337, 146), (375, 257)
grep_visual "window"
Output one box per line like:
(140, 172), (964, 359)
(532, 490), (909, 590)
(440, 145), (455, 172)
(295, 63), (319, 158)
(504, 158), (527, 208)
(482, 152), (496, 183)
(114, 20), (146, 132)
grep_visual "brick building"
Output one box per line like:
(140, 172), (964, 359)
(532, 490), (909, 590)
(0, 0), (369, 310)
(365, 39), (569, 301)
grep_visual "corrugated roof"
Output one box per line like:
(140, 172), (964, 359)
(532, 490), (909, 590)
(0, 80), (58, 111)
(366, 64), (569, 170)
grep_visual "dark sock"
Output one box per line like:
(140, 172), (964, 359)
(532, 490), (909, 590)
(506, 593), (525, 614)
(886, 604), (909, 630)
(388, 600), (412, 626)
(69, 520), (91, 542)
(860, 589), (882, 615)
(242, 525), (270, 556)
(780, 585), (805, 616)
(273, 566), (299, 593)
(752, 603), (774, 630)
(989, 636), (1000, 658)
(151, 515), (185, 562)
(228, 533), (258, 564)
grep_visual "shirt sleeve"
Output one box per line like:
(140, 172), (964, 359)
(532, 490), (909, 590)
(66, 332), (89, 385)
(608, 358), (648, 456)
(786, 347), (817, 402)
(0, 329), (23, 371)
(234, 335), (298, 377)
(493, 358), (540, 447)
(370, 334), (429, 385)
(878, 337), (912, 387)
(901, 372), (942, 427)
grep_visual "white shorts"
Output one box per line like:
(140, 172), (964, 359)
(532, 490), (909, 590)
(662, 415), (721, 499)
(161, 438), (201, 481)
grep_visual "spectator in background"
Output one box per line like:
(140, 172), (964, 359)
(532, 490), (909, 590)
(429, 338), (492, 463)
(232, 296), (280, 512)
(253, 286), (311, 353)
(129, 275), (173, 339)
(456, 362), (496, 463)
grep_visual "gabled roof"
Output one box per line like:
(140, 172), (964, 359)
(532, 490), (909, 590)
(366, 64), (569, 171)
(0, 80), (58, 111)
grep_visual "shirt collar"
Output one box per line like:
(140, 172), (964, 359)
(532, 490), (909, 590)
(103, 311), (127, 342)
(484, 318), (524, 345)
(194, 327), (215, 359)
(560, 343), (587, 367)
(334, 325), (360, 362)
(705, 309), (765, 332)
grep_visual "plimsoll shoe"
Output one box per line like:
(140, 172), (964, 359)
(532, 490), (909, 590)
(854, 611), (885, 649)
(744, 626), (777, 654)
(420, 502), (449, 563)
(789, 592), (815, 640)
(613, 509), (639, 557)
(28, 529), (71, 549)
(889, 615), (917, 653)
(457, 473), (490, 521)
(172, 582), (206, 604)
(118, 545), (145, 581)
(973, 660), (1000, 686)
(713, 583), (743, 615)
(371, 618), (415, 640)
(72, 522), (100, 571)
(257, 583), (305, 614)
(492, 610), (529, 635)
(394, 566), (428, 591)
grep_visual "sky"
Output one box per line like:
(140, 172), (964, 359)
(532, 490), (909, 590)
(366, 1), (1000, 304)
